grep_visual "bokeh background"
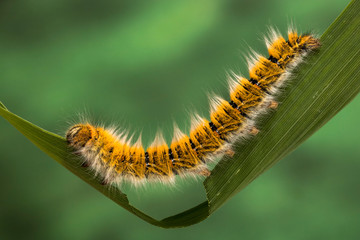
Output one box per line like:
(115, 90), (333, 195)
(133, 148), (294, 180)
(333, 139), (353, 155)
(1, 0), (359, 239)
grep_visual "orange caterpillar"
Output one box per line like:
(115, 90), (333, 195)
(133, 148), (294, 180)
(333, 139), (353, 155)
(66, 28), (320, 187)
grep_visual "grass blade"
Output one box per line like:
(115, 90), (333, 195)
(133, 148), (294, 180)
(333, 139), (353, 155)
(204, 0), (360, 213)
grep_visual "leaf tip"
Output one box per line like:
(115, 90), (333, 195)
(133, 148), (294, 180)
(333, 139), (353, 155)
(0, 101), (8, 110)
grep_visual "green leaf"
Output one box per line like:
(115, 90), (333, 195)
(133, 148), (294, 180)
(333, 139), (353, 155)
(204, 0), (360, 213)
(1, 0), (359, 228)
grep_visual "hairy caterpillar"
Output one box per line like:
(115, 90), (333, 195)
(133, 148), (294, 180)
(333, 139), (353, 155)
(66, 28), (320, 187)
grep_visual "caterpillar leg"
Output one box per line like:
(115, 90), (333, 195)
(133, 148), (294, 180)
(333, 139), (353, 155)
(268, 100), (279, 109)
(225, 149), (235, 157)
(101, 179), (108, 185)
(81, 162), (89, 168)
(250, 127), (259, 135)
(194, 167), (211, 177)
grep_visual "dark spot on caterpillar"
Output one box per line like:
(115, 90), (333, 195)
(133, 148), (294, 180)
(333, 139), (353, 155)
(268, 55), (278, 63)
(228, 100), (238, 109)
(249, 78), (259, 86)
(188, 139), (196, 151)
(144, 151), (150, 170)
(168, 148), (174, 162)
(286, 40), (292, 47)
(209, 121), (218, 133)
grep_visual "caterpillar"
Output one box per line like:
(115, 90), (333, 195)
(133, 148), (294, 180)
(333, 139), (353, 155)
(66, 27), (320, 187)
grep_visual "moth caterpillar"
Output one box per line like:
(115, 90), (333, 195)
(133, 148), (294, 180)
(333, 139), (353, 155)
(66, 28), (320, 187)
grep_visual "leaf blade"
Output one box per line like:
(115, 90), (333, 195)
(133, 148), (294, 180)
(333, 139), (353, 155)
(204, 0), (360, 213)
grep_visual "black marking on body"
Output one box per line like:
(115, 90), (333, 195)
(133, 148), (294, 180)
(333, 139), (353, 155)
(249, 78), (271, 94)
(228, 100), (238, 109)
(188, 139), (197, 152)
(144, 151), (150, 171)
(208, 121), (219, 134)
(229, 100), (249, 119)
(236, 95), (244, 103)
(209, 122), (227, 141)
(249, 78), (259, 86)
(268, 55), (278, 63)
(168, 148), (174, 162)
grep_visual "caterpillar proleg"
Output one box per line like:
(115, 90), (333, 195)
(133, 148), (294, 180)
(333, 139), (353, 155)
(66, 27), (320, 187)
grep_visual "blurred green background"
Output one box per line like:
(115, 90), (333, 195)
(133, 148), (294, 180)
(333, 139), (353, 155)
(1, 0), (359, 239)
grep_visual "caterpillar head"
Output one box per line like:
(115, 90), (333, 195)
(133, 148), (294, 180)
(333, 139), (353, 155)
(66, 124), (96, 149)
